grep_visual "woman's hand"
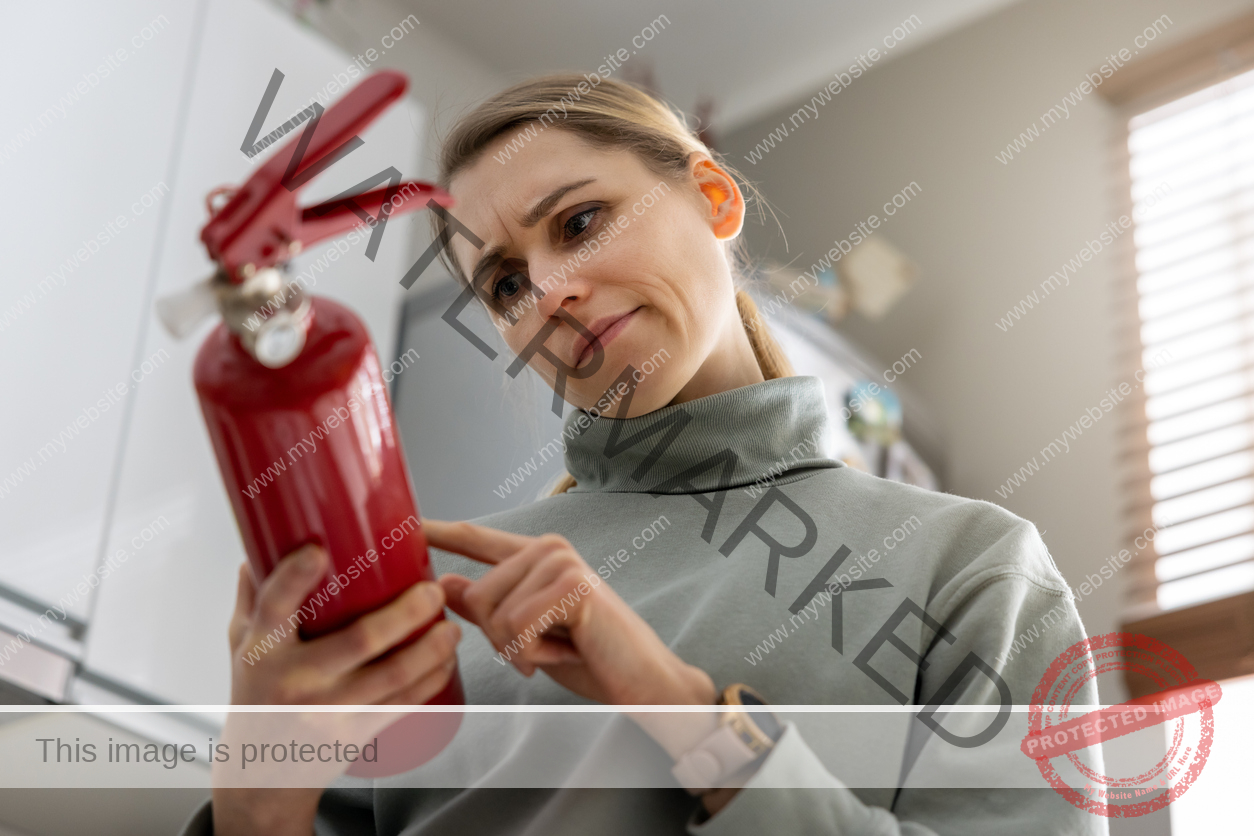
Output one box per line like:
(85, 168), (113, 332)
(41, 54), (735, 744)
(212, 544), (461, 836)
(426, 519), (714, 707)
(225, 544), (459, 708)
(428, 521), (751, 819)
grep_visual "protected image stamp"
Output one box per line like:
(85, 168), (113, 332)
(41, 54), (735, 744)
(1020, 631), (1222, 818)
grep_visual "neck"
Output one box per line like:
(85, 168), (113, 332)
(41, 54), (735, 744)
(668, 312), (765, 407)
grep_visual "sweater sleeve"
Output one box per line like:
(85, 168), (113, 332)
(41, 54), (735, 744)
(690, 568), (1110, 836)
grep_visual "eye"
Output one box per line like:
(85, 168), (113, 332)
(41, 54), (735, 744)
(563, 207), (600, 240)
(492, 273), (523, 302)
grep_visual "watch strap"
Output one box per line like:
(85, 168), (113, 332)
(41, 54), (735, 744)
(671, 723), (761, 793)
(671, 685), (782, 794)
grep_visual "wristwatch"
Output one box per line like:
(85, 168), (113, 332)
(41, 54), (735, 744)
(671, 684), (784, 794)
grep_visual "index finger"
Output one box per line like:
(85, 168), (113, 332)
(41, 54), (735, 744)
(228, 563), (257, 651)
(235, 563), (257, 617)
(422, 518), (534, 565)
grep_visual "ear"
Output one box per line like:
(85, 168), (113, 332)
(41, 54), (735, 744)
(691, 157), (745, 240)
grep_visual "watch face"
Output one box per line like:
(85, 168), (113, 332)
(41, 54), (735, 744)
(732, 687), (783, 742)
(739, 689), (765, 707)
(755, 710), (783, 742)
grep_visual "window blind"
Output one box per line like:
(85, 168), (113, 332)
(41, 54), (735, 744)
(1125, 65), (1254, 612)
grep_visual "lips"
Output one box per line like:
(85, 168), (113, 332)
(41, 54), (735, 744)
(572, 307), (641, 368)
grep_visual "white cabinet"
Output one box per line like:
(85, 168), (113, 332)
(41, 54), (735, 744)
(0, 0), (423, 707)
(0, 1), (196, 626)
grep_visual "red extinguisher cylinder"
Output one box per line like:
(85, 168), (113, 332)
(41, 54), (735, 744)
(193, 295), (464, 707)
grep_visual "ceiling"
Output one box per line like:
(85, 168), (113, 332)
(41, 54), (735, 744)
(409, 0), (1024, 134)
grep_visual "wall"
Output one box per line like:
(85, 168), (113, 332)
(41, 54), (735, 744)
(720, 0), (1252, 660)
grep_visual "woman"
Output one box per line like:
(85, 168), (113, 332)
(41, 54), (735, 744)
(189, 75), (1103, 835)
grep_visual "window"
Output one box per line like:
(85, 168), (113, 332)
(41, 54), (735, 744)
(1101, 10), (1254, 689)
(1128, 66), (1254, 612)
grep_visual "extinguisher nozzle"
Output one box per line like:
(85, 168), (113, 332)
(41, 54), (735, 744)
(156, 275), (219, 339)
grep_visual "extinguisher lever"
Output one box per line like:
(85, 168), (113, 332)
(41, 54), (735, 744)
(298, 181), (454, 253)
(280, 72), (406, 190)
(200, 70), (452, 283)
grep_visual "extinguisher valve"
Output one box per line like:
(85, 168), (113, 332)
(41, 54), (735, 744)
(156, 266), (312, 369)
(252, 308), (308, 368)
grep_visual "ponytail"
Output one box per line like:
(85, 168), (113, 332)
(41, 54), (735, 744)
(735, 289), (794, 381)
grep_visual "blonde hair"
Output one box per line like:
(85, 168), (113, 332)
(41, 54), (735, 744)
(431, 74), (794, 496)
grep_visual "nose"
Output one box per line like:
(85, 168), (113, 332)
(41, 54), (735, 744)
(534, 288), (576, 321)
(532, 265), (588, 321)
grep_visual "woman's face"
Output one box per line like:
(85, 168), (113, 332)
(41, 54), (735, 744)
(446, 126), (761, 417)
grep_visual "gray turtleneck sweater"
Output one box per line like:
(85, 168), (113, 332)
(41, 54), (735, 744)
(180, 376), (1105, 836)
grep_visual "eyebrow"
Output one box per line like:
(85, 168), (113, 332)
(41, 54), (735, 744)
(469, 244), (508, 291)
(521, 177), (596, 228)
(469, 177), (597, 283)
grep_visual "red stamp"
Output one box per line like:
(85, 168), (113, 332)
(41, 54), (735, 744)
(1021, 631), (1221, 818)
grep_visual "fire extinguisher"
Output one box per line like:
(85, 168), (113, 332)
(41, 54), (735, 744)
(156, 70), (461, 777)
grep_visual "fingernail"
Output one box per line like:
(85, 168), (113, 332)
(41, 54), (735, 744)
(298, 548), (323, 573)
(421, 582), (443, 607)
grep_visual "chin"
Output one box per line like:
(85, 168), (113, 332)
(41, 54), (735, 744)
(568, 348), (666, 417)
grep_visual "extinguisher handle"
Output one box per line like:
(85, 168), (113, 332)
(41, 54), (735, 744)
(298, 181), (454, 252)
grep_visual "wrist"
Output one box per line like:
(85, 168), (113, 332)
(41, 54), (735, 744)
(625, 663), (719, 761)
(212, 787), (321, 836)
(629, 658), (715, 706)
(677, 662), (717, 706)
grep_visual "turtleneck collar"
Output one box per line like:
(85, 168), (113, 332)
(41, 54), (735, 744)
(562, 375), (844, 495)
